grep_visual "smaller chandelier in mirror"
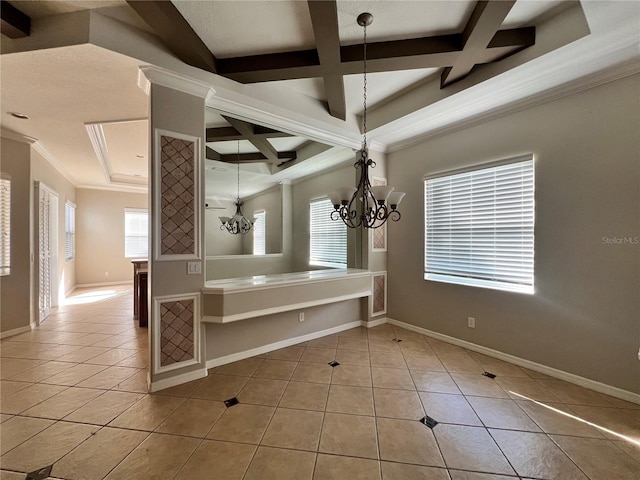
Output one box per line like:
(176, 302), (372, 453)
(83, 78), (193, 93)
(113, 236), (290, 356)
(219, 141), (255, 235)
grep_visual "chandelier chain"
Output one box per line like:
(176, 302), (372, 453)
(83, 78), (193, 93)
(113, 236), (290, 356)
(236, 140), (240, 200)
(362, 20), (368, 151)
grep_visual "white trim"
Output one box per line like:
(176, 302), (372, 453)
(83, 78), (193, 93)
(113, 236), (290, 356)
(206, 253), (284, 261)
(149, 367), (208, 393)
(85, 121), (149, 189)
(76, 183), (147, 194)
(202, 291), (371, 324)
(75, 280), (133, 288)
(138, 65), (215, 99)
(206, 320), (363, 369)
(364, 317), (387, 328)
(0, 325), (32, 339)
(386, 318), (640, 405)
(153, 129), (202, 261)
(152, 293), (201, 376)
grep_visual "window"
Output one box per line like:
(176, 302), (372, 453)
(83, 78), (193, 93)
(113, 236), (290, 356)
(125, 208), (148, 258)
(309, 198), (347, 269)
(424, 156), (534, 294)
(253, 211), (266, 255)
(0, 176), (10, 276)
(65, 201), (76, 261)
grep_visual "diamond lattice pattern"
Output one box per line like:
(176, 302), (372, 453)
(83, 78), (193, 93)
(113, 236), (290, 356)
(160, 299), (195, 367)
(160, 136), (195, 256)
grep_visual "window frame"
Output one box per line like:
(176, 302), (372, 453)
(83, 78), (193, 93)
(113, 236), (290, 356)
(309, 197), (347, 269)
(253, 210), (266, 255)
(424, 155), (535, 294)
(65, 200), (76, 261)
(124, 208), (149, 258)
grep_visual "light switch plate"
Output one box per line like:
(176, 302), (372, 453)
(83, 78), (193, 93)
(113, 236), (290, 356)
(187, 261), (201, 274)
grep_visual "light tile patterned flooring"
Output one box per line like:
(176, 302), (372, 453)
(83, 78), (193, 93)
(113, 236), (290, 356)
(1, 285), (639, 479)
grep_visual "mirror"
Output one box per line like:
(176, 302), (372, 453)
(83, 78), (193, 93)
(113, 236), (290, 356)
(204, 107), (354, 259)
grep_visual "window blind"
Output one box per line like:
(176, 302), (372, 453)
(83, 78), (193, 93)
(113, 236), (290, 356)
(0, 177), (10, 276)
(253, 211), (266, 255)
(309, 198), (347, 269)
(424, 157), (534, 294)
(125, 209), (148, 258)
(65, 201), (75, 261)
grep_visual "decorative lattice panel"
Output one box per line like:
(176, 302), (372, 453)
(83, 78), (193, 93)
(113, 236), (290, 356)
(160, 299), (195, 367)
(372, 177), (387, 250)
(160, 136), (195, 256)
(373, 273), (386, 315)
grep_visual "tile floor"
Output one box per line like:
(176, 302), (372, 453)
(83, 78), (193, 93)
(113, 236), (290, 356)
(1, 285), (639, 479)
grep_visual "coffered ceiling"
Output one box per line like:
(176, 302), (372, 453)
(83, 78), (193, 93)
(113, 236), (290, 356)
(1, 1), (638, 195)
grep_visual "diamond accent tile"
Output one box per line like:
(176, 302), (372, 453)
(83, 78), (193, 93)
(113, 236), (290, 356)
(419, 415), (439, 429)
(373, 274), (386, 314)
(224, 397), (240, 408)
(328, 361), (340, 367)
(483, 371), (497, 379)
(160, 299), (194, 367)
(160, 135), (195, 256)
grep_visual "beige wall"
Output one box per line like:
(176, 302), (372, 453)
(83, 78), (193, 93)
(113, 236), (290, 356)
(387, 74), (640, 394)
(291, 164), (359, 271)
(75, 188), (147, 285)
(205, 199), (243, 256)
(206, 184), (293, 280)
(241, 185), (283, 255)
(32, 148), (76, 298)
(0, 138), (32, 334)
(206, 299), (361, 361)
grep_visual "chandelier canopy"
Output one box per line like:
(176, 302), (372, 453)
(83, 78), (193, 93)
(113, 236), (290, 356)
(328, 13), (405, 229)
(219, 141), (255, 235)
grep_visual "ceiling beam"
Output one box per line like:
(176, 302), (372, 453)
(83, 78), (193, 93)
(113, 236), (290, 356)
(307, 0), (346, 120)
(1, 0), (30, 38)
(126, 0), (217, 73)
(440, 0), (516, 87)
(223, 116), (281, 164)
(218, 28), (533, 82)
(206, 150), (297, 163)
(206, 125), (292, 142)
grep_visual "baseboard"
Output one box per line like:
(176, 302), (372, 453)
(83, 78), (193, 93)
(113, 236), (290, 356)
(65, 285), (76, 297)
(0, 325), (32, 339)
(75, 281), (133, 288)
(386, 318), (640, 406)
(148, 367), (208, 393)
(206, 320), (363, 369)
(364, 317), (387, 328)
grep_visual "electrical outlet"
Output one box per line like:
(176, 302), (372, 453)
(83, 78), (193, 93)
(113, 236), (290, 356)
(299, 312), (305, 322)
(187, 261), (202, 274)
(468, 317), (475, 328)
(104, 271), (109, 277)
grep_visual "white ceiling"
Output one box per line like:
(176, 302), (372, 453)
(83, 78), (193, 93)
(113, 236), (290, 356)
(1, 0), (638, 197)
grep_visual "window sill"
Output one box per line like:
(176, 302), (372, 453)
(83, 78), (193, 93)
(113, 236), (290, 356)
(424, 273), (534, 295)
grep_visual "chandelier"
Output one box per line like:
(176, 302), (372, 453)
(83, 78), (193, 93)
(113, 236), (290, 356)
(328, 12), (405, 229)
(219, 141), (255, 235)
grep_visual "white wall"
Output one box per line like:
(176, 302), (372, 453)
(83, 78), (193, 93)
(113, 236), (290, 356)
(386, 74), (640, 394)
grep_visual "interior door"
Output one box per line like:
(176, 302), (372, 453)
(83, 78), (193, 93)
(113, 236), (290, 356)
(37, 184), (57, 323)
(38, 186), (51, 322)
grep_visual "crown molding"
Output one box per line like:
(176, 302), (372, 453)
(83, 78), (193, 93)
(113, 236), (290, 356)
(31, 142), (78, 186)
(1, 128), (37, 144)
(85, 120), (149, 190)
(75, 183), (147, 194)
(137, 65), (215, 99)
